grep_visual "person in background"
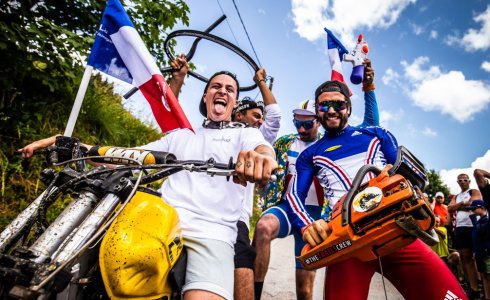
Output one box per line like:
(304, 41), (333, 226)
(468, 199), (490, 300)
(253, 99), (322, 300)
(448, 173), (483, 299)
(433, 191), (449, 225)
(474, 169), (490, 203)
(431, 215), (450, 262)
(232, 67), (281, 145)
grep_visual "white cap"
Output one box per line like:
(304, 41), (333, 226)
(293, 100), (316, 116)
(435, 192), (444, 198)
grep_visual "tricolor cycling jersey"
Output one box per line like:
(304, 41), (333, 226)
(286, 125), (398, 230)
(283, 138), (324, 207)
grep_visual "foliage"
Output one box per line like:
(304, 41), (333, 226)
(425, 169), (451, 204)
(0, 0), (189, 229)
(0, 75), (163, 229)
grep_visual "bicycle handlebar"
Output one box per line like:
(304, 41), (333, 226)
(88, 146), (177, 165)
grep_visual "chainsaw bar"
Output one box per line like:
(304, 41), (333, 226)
(395, 214), (439, 246)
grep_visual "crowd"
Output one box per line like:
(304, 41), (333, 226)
(432, 170), (490, 300)
(18, 54), (490, 300)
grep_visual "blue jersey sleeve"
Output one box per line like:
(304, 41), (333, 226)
(285, 146), (316, 231)
(378, 127), (398, 164)
(358, 90), (379, 128)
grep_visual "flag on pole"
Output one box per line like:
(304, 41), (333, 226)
(324, 28), (352, 96)
(87, 0), (192, 133)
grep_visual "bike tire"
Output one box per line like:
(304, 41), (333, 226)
(163, 29), (260, 92)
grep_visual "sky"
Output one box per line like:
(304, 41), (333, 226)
(114, 0), (490, 195)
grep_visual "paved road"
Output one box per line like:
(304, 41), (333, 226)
(261, 236), (404, 300)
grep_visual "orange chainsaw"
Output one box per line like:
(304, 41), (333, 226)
(297, 146), (438, 270)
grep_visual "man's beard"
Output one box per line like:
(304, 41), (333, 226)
(319, 113), (349, 135)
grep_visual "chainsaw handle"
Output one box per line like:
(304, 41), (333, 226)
(341, 165), (382, 227)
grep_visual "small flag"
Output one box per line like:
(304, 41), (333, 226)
(87, 0), (192, 133)
(324, 28), (352, 95)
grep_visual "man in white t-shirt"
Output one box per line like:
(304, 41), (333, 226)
(170, 55), (281, 300)
(20, 71), (277, 300)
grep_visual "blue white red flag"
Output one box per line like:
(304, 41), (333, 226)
(87, 0), (192, 133)
(324, 28), (352, 95)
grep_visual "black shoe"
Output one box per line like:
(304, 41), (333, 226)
(468, 289), (481, 300)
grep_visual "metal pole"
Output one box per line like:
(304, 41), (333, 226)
(63, 66), (93, 137)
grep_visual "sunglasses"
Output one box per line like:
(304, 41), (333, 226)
(293, 119), (316, 130)
(317, 100), (348, 112)
(457, 179), (469, 183)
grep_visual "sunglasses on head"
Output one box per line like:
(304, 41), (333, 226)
(317, 100), (348, 112)
(293, 119), (316, 130)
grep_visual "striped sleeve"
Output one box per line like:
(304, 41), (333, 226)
(378, 128), (398, 164)
(285, 147), (315, 230)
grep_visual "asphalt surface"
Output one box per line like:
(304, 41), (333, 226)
(261, 235), (404, 300)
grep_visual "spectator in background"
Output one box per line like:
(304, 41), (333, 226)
(468, 200), (490, 300)
(448, 173), (483, 299)
(433, 191), (449, 225)
(230, 73), (281, 300)
(232, 67), (281, 145)
(431, 215), (450, 263)
(253, 100), (322, 300)
(474, 169), (490, 203)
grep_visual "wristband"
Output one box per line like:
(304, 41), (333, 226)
(362, 82), (376, 92)
(258, 79), (266, 85)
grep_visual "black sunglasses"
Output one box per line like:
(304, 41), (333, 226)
(317, 100), (348, 112)
(293, 119), (316, 130)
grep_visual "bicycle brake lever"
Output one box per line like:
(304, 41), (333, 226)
(206, 168), (235, 178)
(206, 168), (277, 182)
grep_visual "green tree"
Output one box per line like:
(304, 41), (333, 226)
(0, 0), (190, 228)
(425, 169), (451, 204)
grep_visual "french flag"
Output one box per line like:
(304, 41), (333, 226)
(324, 28), (352, 96)
(87, 0), (192, 133)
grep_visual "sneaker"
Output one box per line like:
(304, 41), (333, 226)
(468, 289), (481, 300)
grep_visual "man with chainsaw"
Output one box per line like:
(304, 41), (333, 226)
(286, 80), (466, 299)
(253, 59), (379, 300)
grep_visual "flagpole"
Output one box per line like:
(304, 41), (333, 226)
(63, 65), (93, 137)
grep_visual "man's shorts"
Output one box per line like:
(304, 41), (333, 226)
(183, 236), (234, 300)
(261, 200), (322, 269)
(234, 220), (256, 269)
(453, 226), (474, 250)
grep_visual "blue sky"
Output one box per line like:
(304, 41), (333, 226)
(117, 0), (490, 194)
